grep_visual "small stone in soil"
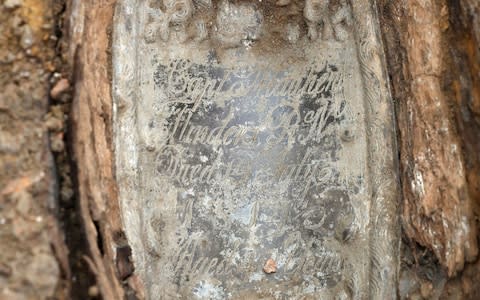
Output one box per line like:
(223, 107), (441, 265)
(50, 79), (70, 100)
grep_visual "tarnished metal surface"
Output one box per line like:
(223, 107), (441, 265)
(113, 1), (399, 299)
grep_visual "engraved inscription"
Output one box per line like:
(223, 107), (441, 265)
(113, 0), (399, 298)
(140, 50), (363, 297)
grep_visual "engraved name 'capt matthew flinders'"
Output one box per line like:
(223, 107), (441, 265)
(152, 59), (347, 147)
(150, 57), (349, 194)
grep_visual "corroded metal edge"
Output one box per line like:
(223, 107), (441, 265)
(112, 1), (400, 298)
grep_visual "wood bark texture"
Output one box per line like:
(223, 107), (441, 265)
(378, 0), (480, 296)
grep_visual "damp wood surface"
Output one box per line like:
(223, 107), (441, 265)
(379, 0), (480, 298)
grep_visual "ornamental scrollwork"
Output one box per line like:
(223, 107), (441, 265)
(144, 0), (352, 45)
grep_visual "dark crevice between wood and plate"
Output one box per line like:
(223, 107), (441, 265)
(49, 1), (99, 299)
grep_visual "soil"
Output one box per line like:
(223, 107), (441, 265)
(0, 1), (94, 299)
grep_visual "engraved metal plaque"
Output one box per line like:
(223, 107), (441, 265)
(113, 1), (399, 299)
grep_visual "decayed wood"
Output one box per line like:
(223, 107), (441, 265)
(378, 0), (479, 277)
(450, 0), (480, 228)
(67, 0), (143, 298)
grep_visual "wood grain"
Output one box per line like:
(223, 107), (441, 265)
(378, 0), (479, 279)
(67, 0), (143, 298)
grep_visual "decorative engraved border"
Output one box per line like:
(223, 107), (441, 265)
(112, 1), (145, 275)
(350, 1), (400, 298)
(112, 1), (400, 298)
